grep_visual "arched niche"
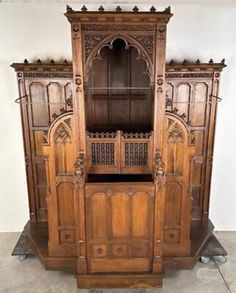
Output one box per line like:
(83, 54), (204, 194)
(85, 37), (154, 132)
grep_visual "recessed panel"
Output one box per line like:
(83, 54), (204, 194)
(30, 82), (49, 127)
(132, 192), (149, 238)
(111, 193), (129, 238)
(57, 182), (75, 226)
(165, 182), (182, 227)
(90, 193), (107, 239)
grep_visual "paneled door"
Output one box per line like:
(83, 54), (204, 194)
(85, 183), (154, 273)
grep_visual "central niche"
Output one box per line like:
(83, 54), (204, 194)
(85, 38), (153, 132)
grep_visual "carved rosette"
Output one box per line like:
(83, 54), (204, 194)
(156, 75), (164, 93)
(74, 152), (85, 190)
(72, 23), (80, 39)
(153, 151), (165, 190)
(157, 25), (166, 41)
(74, 74), (82, 93)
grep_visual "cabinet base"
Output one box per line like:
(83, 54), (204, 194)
(23, 219), (214, 287)
(77, 273), (162, 288)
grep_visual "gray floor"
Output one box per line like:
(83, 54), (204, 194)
(0, 232), (235, 293)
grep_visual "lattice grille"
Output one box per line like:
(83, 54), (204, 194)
(125, 142), (148, 166)
(91, 142), (115, 165)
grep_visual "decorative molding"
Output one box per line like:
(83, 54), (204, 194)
(153, 151), (165, 189)
(81, 24), (156, 31)
(84, 34), (108, 59)
(122, 131), (152, 139)
(166, 73), (213, 79)
(88, 131), (116, 138)
(23, 72), (73, 78)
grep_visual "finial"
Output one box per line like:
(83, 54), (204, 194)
(221, 58), (225, 65)
(64, 59), (68, 64)
(81, 5), (88, 12)
(24, 59), (29, 64)
(37, 59), (41, 64)
(98, 5), (104, 12)
(170, 59), (174, 65)
(66, 5), (74, 13)
(133, 6), (139, 12)
(116, 5), (122, 12)
(50, 59), (55, 64)
(164, 6), (171, 13)
(183, 59), (188, 65)
(150, 6), (156, 13)
(196, 59), (201, 64)
(209, 58), (214, 64)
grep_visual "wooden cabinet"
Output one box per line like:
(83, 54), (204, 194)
(12, 5), (226, 289)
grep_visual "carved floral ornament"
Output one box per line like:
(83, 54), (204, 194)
(74, 152), (85, 189)
(153, 151), (165, 189)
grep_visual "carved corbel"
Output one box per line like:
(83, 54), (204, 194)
(153, 151), (165, 190)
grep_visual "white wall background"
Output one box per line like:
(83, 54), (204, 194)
(0, 1), (235, 232)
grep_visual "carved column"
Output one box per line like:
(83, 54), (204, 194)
(71, 22), (88, 274)
(152, 22), (168, 273)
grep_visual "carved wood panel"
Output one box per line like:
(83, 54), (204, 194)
(163, 114), (194, 256)
(43, 114), (76, 256)
(85, 183), (154, 273)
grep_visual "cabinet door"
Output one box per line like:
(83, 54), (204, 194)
(44, 114), (76, 257)
(85, 183), (154, 273)
(163, 114), (193, 257)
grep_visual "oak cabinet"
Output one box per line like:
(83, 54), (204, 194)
(12, 5), (225, 289)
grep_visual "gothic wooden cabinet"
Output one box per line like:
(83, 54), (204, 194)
(12, 5), (225, 289)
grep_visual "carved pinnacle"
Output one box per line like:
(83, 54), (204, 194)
(98, 5), (104, 12)
(150, 6), (156, 13)
(81, 5), (88, 12)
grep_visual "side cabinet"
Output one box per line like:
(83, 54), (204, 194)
(12, 64), (73, 222)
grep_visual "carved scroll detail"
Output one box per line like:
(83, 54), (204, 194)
(153, 151), (165, 189)
(74, 152), (85, 190)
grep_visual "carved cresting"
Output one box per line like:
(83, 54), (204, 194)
(153, 151), (165, 189)
(74, 152), (85, 190)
